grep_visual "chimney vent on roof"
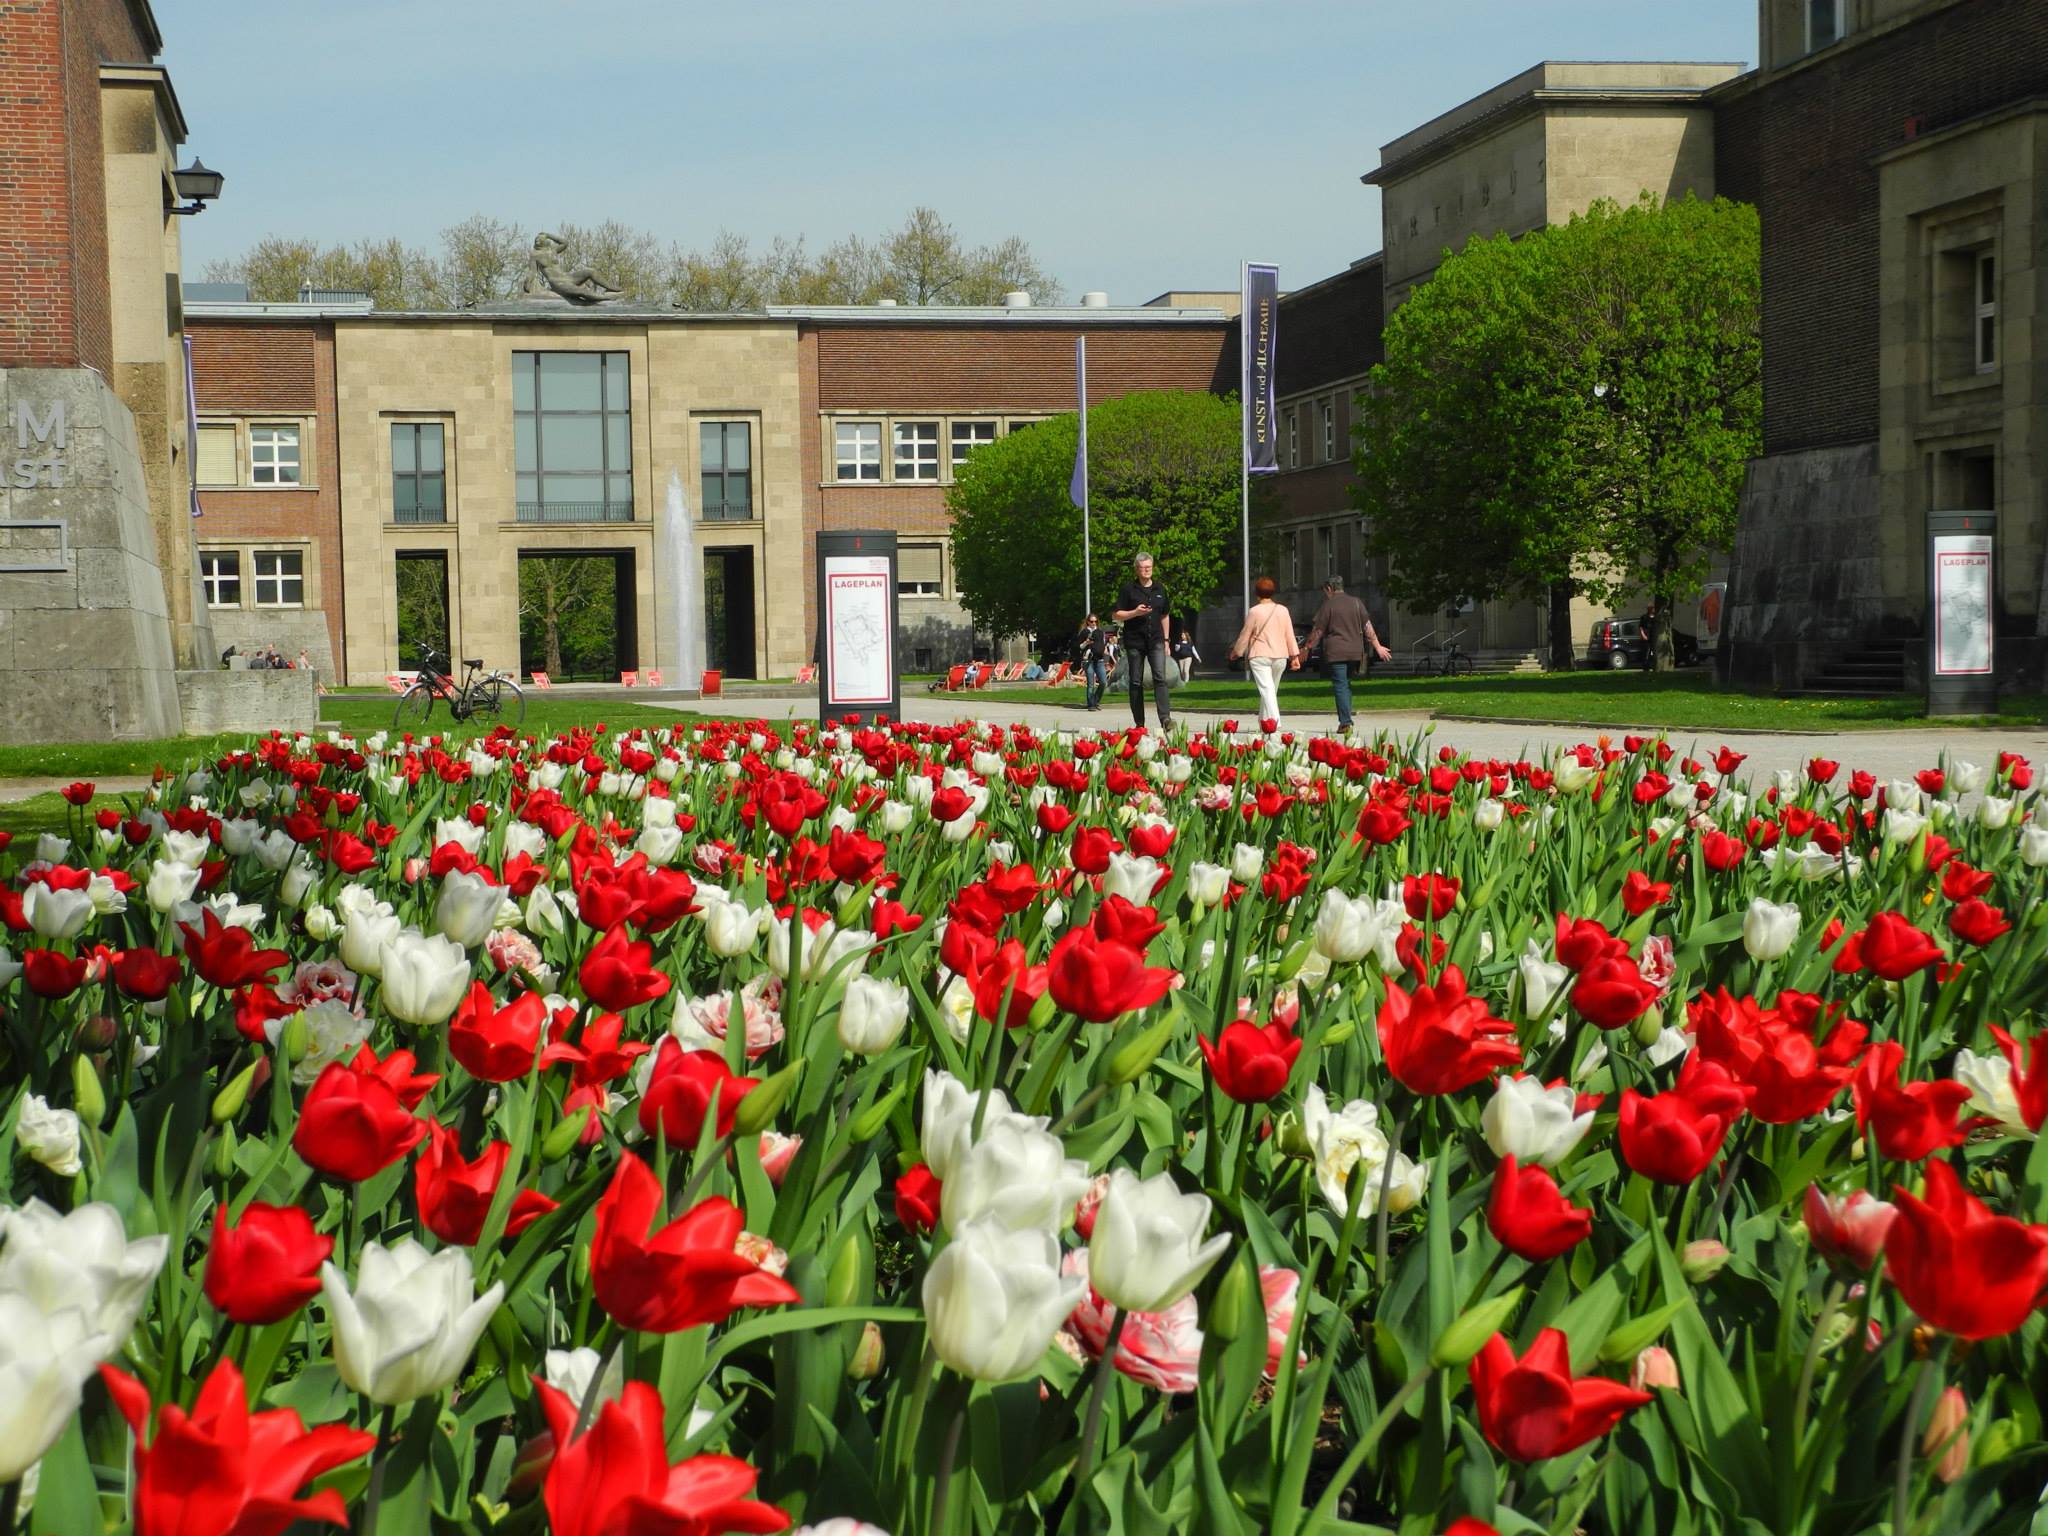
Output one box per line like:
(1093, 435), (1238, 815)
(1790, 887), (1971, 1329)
(1003, 290), (1032, 308)
(1081, 291), (1109, 308)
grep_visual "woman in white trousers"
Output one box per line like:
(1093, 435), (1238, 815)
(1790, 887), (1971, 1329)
(1227, 576), (1301, 728)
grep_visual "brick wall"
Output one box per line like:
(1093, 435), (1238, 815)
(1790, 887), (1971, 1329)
(0, 0), (152, 371)
(1275, 261), (1385, 397)
(1714, 0), (2048, 453)
(190, 320), (346, 668)
(815, 323), (1231, 409)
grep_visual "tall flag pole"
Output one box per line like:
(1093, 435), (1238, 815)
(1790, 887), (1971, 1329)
(1070, 335), (1090, 615)
(1240, 263), (1279, 613)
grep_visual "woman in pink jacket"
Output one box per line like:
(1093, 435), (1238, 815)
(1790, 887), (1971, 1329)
(1226, 576), (1301, 728)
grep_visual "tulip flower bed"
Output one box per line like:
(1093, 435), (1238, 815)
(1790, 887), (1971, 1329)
(2, 720), (2046, 1536)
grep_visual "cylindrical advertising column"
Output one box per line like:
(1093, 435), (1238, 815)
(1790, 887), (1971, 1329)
(1926, 510), (1996, 717)
(815, 528), (901, 723)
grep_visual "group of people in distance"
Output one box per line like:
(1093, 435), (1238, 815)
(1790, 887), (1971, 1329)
(1071, 552), (1393, 734)
(221, 644), (310, 671)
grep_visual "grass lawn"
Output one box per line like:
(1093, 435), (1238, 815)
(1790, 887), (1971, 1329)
(980, 670), (2048, 733)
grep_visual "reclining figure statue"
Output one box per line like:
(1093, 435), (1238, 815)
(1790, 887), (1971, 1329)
(521, 232), (626, 303)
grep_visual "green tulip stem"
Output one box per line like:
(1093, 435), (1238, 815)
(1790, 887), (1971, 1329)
(1049, 1082), (1108, 1137)
(1075, 1306), (1130, 1488)
(1892, 1336), (1949, 1536)
(1701, 1120), (1756, 1239)
(899, 1342), (939, 1487)
(1372, 1102), (1409, 1278)
(930, 1397), (968, 1536)
(573, 1331), (623, 1438)
(1301, 1365), (1434, 1530)
(672, 1133), (733, 1215)
(361, 1401), (397, 1536)
(1792, 1278), (1848, 1451)
(1229, 1101), (1256, 1204)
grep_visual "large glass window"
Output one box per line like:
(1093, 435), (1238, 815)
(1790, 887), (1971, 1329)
(391, 423), (446, 523)
(835, 422), (881, 482)
(1976, 252), (1998, 373)
(700, 421), (752, 521)
(513, 352), (632, 521)
(894, 421), (940, 482)
(1806, 0), (1844, 51)
(253, 549), (304, 607)
(200, 551), (240, 608)
(951, 421), (996, 467)
(250, 425), (301, 485)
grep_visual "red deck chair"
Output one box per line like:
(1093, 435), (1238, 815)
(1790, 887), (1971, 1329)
(529, 671), (552, 689)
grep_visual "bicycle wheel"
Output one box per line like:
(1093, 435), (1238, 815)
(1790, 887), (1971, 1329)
(394, 684), (437, 732)
(1444, 653), (1474, 678)
(471, 676), (526, 729)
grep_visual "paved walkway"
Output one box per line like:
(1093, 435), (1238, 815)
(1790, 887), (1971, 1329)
(663, 691), (2048, 788)
(0, 773), (151, 805)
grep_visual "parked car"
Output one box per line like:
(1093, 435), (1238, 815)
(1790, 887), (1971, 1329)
(1586, 617), (1700, 669)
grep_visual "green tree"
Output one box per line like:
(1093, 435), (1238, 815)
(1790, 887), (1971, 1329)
(1355, 194), (1760, 669)
(517, 556), (617, 678)
(948, 390), (1248, 645)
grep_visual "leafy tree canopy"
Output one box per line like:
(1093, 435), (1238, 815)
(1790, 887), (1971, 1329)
(204, 207), (1062, 311)
(947, 390), (1250, 644)
(1354, 194), (1760, 665)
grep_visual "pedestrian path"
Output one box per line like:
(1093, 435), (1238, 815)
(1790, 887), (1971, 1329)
(0, 773), (151, 805)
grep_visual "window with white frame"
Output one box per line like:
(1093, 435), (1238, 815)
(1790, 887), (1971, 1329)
(1285, 409), (1300, 469)
(200, 551), (241, 608)
(894, 421), (940, 482)
(1321, 398), (1336, 461)
(951, 420), (996, 467)
(250, 425), (301, 485)
(1976, 252), (1998, 373)
(1806, 0), (1844, 52)
(252, 549), (305, 607)
(834, 421), (881, 482)
(898, 542), (944, 595)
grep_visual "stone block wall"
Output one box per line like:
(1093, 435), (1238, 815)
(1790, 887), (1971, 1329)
(175, 667), (316, 735)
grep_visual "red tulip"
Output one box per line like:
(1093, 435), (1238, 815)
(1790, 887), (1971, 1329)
(22, 947), (88, 998)
(638, 1038), (757, 1147)
(1802, 1185), (1897, 1272)
(1617, 1055), (1752, 1184)
(1468, 1327), (1652, 1461)
(578, 924), (673, 1012)
(1857, 911), (1945, 981)
(1198, 1017), (1302, 1104)
(536, 1377), (789, 1536)
(203, 1202), (331, 1325)
(590, 1154), (799, 1333)
(110, 946), (182, 1001)
(98, 1359), (376, 1536)
(1091, 894), (1166, 949)
(292, 1060), (427, 1182)
(1852, 1042), (1971, 1162)
(1377, 964), (1521, 1095)
(1886, 1159), (2048, 1339)
(869, 897), (925, 938)
(348, 1042), (440, 1107)
(971, 939), (1050, 1031)
(1990, 1025), (2048, 1131)
(894, 1164), (942, 1233)
(1947, 898), (2012, 948)
(1069, 825), (1121, 874)
(1620, 870), (1671, 915)
(1402, 872), (1459, 921)
(539, 1010), (651, 1088)
(1569, 956), (1661, 1030)
(1552, 914), (1627, 972)
(1689, 989), (1866, 1124)
(1487, 1155), (1592, 1261)
(415, 1121), (559, 1246)
(447, 981), (547, 1082)
(1046, 927), (1176, 1023)
(1699, 829), (1748, 871)
(179, 908), (289, 989)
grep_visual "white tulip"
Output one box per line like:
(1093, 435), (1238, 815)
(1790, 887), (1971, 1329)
(525, 884), (567, 939)
(837, 975), (910, 1056)
(1299, 1085), (1423, 1219)
(217, 818), (261, 858)
(322, 1240), (502, 1405)
(939, 1122), (1091, 1236)
(1102, 853), (1164, 905)
(202, 892), (264, 930)
(252, 829), (297, 874)
(1555, 760), (1596, 793)
(878, 800), (914, 834)
(936, 973), (974, 1044)
(2022, 826), (2048, 868)
(1186, 861), (1229, 908)
(435, 870), (506, 950)
(1953, 1048), (2030, 1136)
(0, 1293), (112, 1482)
(145, 859), (201, 914)
(1882, 808), (1927, 845)
(920, 1070), (1046, 1182)
(339, 907), (403, 977)
(160, 828), (210, 867)
(1480, 1076), (1593, 1168)
(1978, 795), (2015, 830)
(501, 821), (550, 863)
(377, 929), (472, 1028)
(13, 1095), (82, 1177)
(1230, 842), (1264, 882)
(0, 948), (18, 988)
(544, 1344), (625, 1409)
(21, 884), (92, 941)
(922, 1217), (1087, 1383)
(304, 904), (340, 942)
(1742, 897), (1802, 962)
(1950, 760), (1988, 795)
(1474, 798), (1506, 831)
(0, 1200), (168, 1348)
(1888, 780), (1923, 814)
(1312, 889), (1382, 964)
(268, 998), (370, 1085)
(635, 822), (683, 866)
(1086, 1169), (1230, 1313)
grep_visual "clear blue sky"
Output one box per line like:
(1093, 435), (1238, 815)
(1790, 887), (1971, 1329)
(163, 0), (1753, 303)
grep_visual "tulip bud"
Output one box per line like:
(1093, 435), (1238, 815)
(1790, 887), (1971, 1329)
(1680, 1239), (1729, 1283)
(1630, 1345), (1680, 1392)
(280, 1011), (312, 1063)
(1631, 1006), (1665, 1048)
(1978, 1417), (2021, 1467)
(1206, 1253), (1252, 1343)
(540, 1106), (593, 1163)
(1272, 1110), (1311, 1162)
(1322, 1019), (1357, 1047)
(77, 1013), (118, 1051)
(1025, 989), (1058, 1032)
(508, 1431), (556, 1499)
(210, 1059), (260, 1124)
(212, 1122), (237, 1180)
(1103, 1014), (1177, 1086)
(731, 1063), (801, 1136)
(1276, 936), (1316, 982)
(847, 1320), (885, 1380)
(846, 1083), (905, 1144)
(834, 882), (873, 930)
(1430, 1286), (1525, 1368)
(71, 1053), (106, 1128)
(826, 1227), (870, 1308)
(1921, 1386), (1968, 1483)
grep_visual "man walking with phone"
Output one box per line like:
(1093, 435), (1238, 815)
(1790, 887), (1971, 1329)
(1304, 574), (1391, 732)
(1112, 551), (1174, 732)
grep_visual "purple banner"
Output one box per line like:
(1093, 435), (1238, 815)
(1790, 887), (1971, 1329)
(1069, 335), (1087, 509)
(1241, 263), (1279, 474)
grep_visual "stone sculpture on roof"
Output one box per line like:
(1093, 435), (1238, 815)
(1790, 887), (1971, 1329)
(521, 231), (626, 304)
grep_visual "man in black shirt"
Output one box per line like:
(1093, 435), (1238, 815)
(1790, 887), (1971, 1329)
(1112, 550), (1173, 731)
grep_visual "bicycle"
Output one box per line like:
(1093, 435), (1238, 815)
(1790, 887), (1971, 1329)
(1432, 628), (1474, 678)
(393, 646), (526, 731)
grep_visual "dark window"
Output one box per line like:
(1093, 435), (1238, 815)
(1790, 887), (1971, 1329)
(253, 549), (304, 607)
(201, 551), (240, 608)
(396, 551), (450, 661)
(513, 352), (632, 521)
(391, 423), (446, 523)
(700, 422), (752, 521)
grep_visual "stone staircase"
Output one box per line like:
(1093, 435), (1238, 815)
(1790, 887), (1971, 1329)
(1790, 641), (1909, 698)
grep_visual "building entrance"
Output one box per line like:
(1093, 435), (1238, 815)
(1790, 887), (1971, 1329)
(517, 550), (638, 680)
(704, 547), (757, 679)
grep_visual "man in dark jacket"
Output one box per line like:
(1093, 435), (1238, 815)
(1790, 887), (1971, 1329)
(1304, 574), (1391, 732)
(1111, 552), (1173, 730)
